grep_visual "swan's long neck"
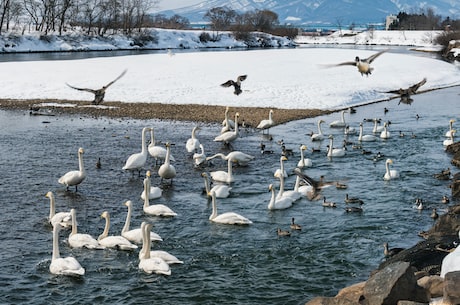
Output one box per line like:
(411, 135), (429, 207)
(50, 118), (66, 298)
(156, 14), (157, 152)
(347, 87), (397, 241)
(328, 138), (334, 155)
(300, 148), (305, 163)
(227, 158), (233, 179)
(149, 129), (155, 146)
(144, 223), (152, 259)
(100, 214), (110, 239)
(191, 127), (197, 140)
(209, 193), (218, 220)
(385, 161), (390, 176)
(317, 121), (323, 134)
(70, 209), (78, 235)
(341, 111), (345, 123)
(268, 111), (273, 121)
(122, 203), (132, 233)
(277, 173), (285, 198)
(164, 145), (171, 165)
(141, 128), (148, 155)
(268, 187), (276, 209)
(52, 224), (61, 260)
(233, 115), (239, 134)
(294, 175), (301, 192)
(207, 153), (225, 161)
(143, 177), (150, 208)
(48, 193), (55, 219)
(78, 150), (85, 174)
(140, 222), (147, 259)
(359, 124), (363, 140)
(203, 175), (210, 193)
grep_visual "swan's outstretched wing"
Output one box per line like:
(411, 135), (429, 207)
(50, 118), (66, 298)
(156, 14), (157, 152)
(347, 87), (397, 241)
(103, 69), (127, 88)
(236, 75), (247, 83)
(221, 80), (235, 88)
(408, 77), (427, 94)
(364, 49), (388, 63)
(66, 83), (98, 93)
(333, 61), (356, 67)
(294, 168), (319, 190)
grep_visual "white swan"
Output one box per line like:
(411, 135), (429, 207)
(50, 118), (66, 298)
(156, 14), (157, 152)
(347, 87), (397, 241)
(50, 223), (85, 276)
(201, 172), (232, 198)
(380, 122), (391, 139)
(446, 119), (455, 138)
(143, 172), (177, 217)
(311, 119), (325, 141)
(186, 126), (201, 153)
(214, 113), (240, 144)
(275, 169), (302, 203)
(329, 110), (347, 128)
(443, 129), (456, 147)
(122, 200), (163, 243)
(193, 144), (207, 166)
(148, 128), (175, 165)
(138, 222), (171, 275)
(440, 231), (460, 278)
(122, 127), (151, 174)
(383, 158), (400, 180)
(45, 191), (71, 228)
(257, 109), (274, 132)
(139, 222), (183, 264)
(327, 135), (346, 157)
(68, 208), (103, 249)
(293, 174), (314, 198)
(274, 155), (288, 178)
(140, 170), (162, 200)
(206, 151), (255, 167)
(221, 106), (235, 133)
(372, 118), (384, 133)
(297, 145), (312, 168)
(210, 158), (234, 183)
(58, 147), (86, 191)
(268, 184), (294, 210)
(158, 142), (176, 182)
(208, 191), (252, 225)
(97, 211), (138, 251)
(344, 125), (356, 135)
(358, 123), (377, 142)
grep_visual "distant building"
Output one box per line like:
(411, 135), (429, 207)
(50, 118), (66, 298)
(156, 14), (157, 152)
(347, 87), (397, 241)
(386, 15), (398, 30)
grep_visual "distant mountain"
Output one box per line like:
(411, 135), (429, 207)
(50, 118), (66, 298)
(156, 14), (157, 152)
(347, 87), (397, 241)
(157, 0), (460, 26)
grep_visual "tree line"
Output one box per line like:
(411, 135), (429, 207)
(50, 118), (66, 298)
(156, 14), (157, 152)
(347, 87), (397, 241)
(388, 8), (460, 31)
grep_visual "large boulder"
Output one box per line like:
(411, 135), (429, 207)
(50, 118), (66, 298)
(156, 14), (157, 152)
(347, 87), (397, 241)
(443, 271), (460, 304)
(363, 261), (429, 305)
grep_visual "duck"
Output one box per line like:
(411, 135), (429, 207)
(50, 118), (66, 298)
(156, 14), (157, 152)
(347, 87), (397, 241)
(277, 228), (291, 237)
(344, 206), (363, 213)
(139, 222), (183, 265)
(186, 126), (201, 153)
(214, 113), (240, 145)
(311, 119), (325, 141)
(268, 184), (294, 210)
(158, 142), (176, 182)
(122, 200), (163, 244)
(256, 109), (274, 133)
(297, 145), (312, 169)
(221, 75), (247, 95)
(148, 128), (175, 165)
(380, 122), (391, 139)
(97, 211), (138, 251)
(58, 147), (86, 191)
(193, 144), (207, 166)
(383, 242), (404, 258)
(138, 222), (171, 275)
(140, 170), (162, 200)
(446, 119), (455, 138)
(332, 49), (388, 76)
(434, 168), (451, 180)
(322, 197), (336, 208)
(345, 194), (364, 205)
(344, 125), (356, 135)
(210, 158), (234, 183)
(122, 127), (151, 175)
(68, 208), (104, 249)
(358, 123), (377, 142)
(206, 151), (255, 167)
(430, 208), (439, 220)
(201, 172), (232, 199)
(442, 195), (450, 204)
(50, 223), (85, 276)
(45, 191), (71, 228)
(329, 110), (347, 128)
(385, 77), (427, 105)
(383, 159), (400, 181)
(415, 198), (424, 210)
(290, 218), (302, 230)
(66, 70), (126, 105)
(327, 135), (346, 158)
(143, 172), (177, 217)
(208, 191), (252, 225)
(96, 157), (101, 169)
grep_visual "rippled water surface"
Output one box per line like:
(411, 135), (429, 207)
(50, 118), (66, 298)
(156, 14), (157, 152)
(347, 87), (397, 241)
(0, 87), (458, 304)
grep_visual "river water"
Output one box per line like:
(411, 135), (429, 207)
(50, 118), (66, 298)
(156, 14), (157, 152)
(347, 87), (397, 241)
(0, 50), (459, 304)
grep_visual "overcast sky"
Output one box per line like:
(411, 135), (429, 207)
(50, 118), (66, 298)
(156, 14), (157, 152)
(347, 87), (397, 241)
(157, 0), (202, 11)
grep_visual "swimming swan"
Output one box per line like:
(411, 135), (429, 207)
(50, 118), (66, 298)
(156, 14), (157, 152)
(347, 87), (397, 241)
(214, 113), (240, 144)
(186, 126), (201, 153)
(274, 155), (288, 178)
(122, 200), (163, 243)
(206, 151), (255, 167)
(221, 106), (235, 133)
(443, 129), (456, 147)
(143, 172), (177, 217)
(140, 170), (162, 200)
(58, 147), (86, 191)
(383, 158), (400, 181)
(208, 191), (252, 225)
(297, 144), (312, 168)
(380, 122), (391, 139)
(327, 135), (346, 157)
(358, 123), (377, 142)
(257, 109), (274, 132)
(45, 191), (71, 228)
(148, 128), (175, 164)
(210, 158), (234, 183)
(193, 144), (207, 166)
(201, 172), (232, 198)
(68, 208), (104, 249)
(98, 211), (138, 251)
(275, 168), (302, 203)
(158, 142), (176, 182)
(139, 222), (183, 264)
(445, 119), (455, 138)
(122, 127), (151, 174)
(311, 119), (325, 141)
(50, 222), (85, 276)
(268, 184), (294, 210)
(138, 222), (171, 275)
(329, 110), (347, 128)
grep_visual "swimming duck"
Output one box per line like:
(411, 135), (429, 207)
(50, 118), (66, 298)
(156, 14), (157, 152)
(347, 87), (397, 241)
(66, 70), (126, 105)
(221, 75), (247, 95)
(277, 228), (291, 237)
(383, 242), (404, 258)
(322, 197), (336, 208)
(290, 218), (302, 230)
(344, 194), (364, 205)
(333, 49), (388, 76)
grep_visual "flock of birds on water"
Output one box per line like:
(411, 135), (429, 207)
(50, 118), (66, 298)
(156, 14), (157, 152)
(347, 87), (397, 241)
(44, 49), (457, 277)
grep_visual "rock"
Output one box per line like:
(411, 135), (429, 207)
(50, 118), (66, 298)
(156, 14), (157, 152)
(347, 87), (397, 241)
(304, 296), (340, 305)
(444, 271), (460, 304)
(396, 301), (429, 305)
(335, 281), (366, 303)
(417, 275), (444, 298)
(363, 261), (429, 305)
(451, 173), (460, 198)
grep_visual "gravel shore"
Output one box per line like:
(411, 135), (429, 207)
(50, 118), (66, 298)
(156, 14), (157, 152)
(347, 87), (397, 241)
(0, 98), (332, 126)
